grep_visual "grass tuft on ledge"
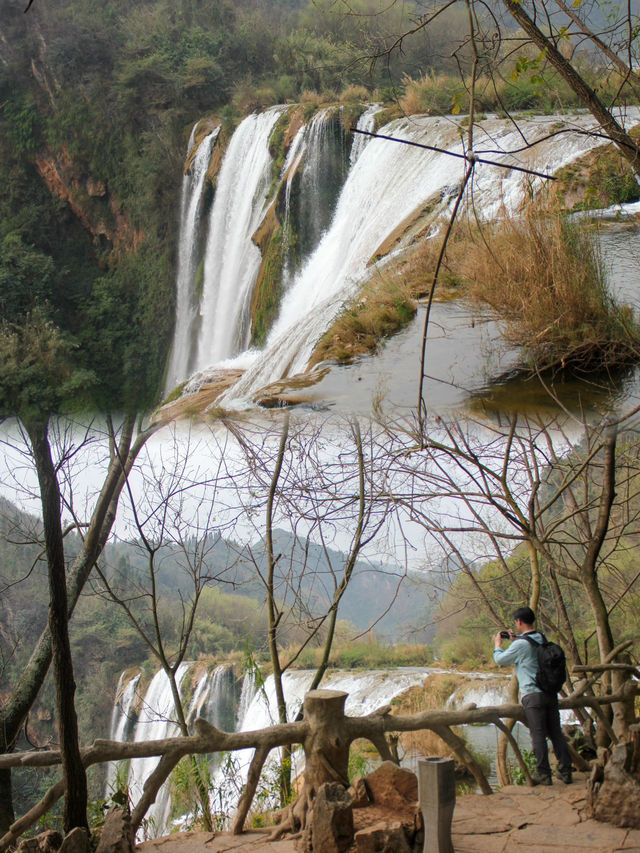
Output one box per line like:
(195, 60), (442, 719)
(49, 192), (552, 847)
(452, 204), (640, 377)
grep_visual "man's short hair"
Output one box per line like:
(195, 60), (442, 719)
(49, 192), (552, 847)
(513, 606), (535, 625)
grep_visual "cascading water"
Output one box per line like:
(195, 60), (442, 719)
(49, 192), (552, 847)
(194, 107), (287, 371)
(106, 671), (141, 793)
(164, 126), (220, 393)
(203, 663), (238, 731)
(279, 108), (350, 288)
(167, 105), (639, 407)
(127, 664), (191, 836)
(349, 104), (381, 166)
(109, 663), (546, 834)
(107, 663), (239, 837)
(219, 111), (634, 407)
(295, 108), (348, 261)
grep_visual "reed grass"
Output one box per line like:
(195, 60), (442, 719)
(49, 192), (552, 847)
(449, 204), (640, 376)
(390, 675), (470, 763)
(398, 67), (637, 117)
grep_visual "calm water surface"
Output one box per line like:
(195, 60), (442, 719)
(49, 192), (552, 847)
(309, 223), (640, 419)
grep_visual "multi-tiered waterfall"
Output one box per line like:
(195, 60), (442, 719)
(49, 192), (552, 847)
(107, 663), (513, 837)
(165, 104), (640, 405)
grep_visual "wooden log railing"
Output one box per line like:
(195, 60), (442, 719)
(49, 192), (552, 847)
(1, 686), (638, 852)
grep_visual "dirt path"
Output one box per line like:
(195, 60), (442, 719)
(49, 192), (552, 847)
(137, 771), (639, 853)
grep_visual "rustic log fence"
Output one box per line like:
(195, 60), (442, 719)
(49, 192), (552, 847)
(1, 683), (638, 851)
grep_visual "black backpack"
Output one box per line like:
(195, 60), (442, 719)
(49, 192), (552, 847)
(521, 632), (567, 695)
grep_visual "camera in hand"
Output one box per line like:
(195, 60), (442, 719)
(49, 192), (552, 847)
(499, 630), (511, 639)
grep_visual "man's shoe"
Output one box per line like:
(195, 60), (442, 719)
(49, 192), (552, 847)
(556, 769), (573, 784)
(531, 772), (552, 786)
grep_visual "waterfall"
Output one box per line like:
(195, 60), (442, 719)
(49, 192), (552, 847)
(127, 664), (191, 836)
(164, 127), (220, 394)
(203, 664), (238, 731)
(280, 125), (308, 289)
(218, 111), (638, 407)
(107, 663), (239, 837)
(106, 671), (141, 793)
(349, 104), (381, 166)
(446, 677), (510, 710)
(210, 667), (436, 817)
(165, 105), (640, 407)
(219, 116), (467, 406)
(195, 107), (287, 371)
(109, 661), (585, 833)
(279, 108), (350, 288)
(295, 108), (348, 259)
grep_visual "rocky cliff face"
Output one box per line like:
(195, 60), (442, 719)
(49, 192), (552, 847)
(34, 147), (145, 256)
(5, 6), (146, 259)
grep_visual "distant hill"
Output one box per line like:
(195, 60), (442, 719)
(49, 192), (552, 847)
(102, 525), (438, 643)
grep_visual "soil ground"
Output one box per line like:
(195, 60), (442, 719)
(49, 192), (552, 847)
(137, 771), (640, 852)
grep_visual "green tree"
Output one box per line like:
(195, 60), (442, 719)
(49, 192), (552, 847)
(0, 310), (95, 834)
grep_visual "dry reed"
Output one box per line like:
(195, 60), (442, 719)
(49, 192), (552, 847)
(444, 203), (640, 376)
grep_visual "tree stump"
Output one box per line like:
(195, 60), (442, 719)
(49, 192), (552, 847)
(589, 725), (640, 829)
(271, 690), (352, 841)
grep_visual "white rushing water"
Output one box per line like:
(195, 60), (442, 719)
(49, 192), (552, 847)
(165, 104), (640, 408)
(107, 653), (592, 833)
(164, 127), (220, 393)
(219, 110), (639, 408)
(126, 664), (190, 835)
(106, 671), (141, 793)
(349, 104), (381, 166)
(195, 106), (287, 369)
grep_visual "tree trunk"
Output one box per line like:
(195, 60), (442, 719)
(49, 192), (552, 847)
(0, 772), (13, 834)
(270, 690), (351, 839)
(25, 419), (88, 834)
(501, 0), (640, 177)
(0, 417), (145, 833)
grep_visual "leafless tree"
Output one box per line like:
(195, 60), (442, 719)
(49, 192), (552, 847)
(0, 414), (156, 834)
(383, 404), (640, 779)
(91, 425), (245, 831)
(221, 413), (407, 826)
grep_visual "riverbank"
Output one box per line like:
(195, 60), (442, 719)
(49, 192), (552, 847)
(138, 771), (639, 853)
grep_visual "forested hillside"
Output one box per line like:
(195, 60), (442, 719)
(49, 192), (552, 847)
(0, 494), (434, 761)
(0, 0), (468, 411)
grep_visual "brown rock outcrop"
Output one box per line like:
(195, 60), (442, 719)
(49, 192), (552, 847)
(364, 761), (419, 811)
(354, 820), (412, 853)
(297, 782), (354, 853)
(351, 762), (420, 852)
(589, 736), (640, 828)
(59, 828), (89, 853)
(34, 147), (144, 255)
(16, 830), (62, 852)
(95, 805), (135, 853)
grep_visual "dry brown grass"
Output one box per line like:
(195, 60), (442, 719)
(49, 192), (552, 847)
(339, 84), (371, 103)
(447, 203), (640, 375)
(390, 673), (469, 761)
(311, 196), (640, 379)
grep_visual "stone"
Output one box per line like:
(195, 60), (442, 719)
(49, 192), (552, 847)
(308, 782), (354, 853)
(348, 776), (371, 809)
(59, 828), (89, 853)
(354, 820), (412, 853)
(590, 741), (640, 828)
(365, 761), (418, 810)
(95, 806), (135, 853)
(16, 830), (62, 853)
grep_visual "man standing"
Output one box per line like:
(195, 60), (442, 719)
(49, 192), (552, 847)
(494, 606), (573, 786)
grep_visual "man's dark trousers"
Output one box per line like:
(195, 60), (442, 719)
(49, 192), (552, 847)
(521, 691), (572, 778)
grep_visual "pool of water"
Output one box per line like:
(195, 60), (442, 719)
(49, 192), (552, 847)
(306, 222), (640, 419)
